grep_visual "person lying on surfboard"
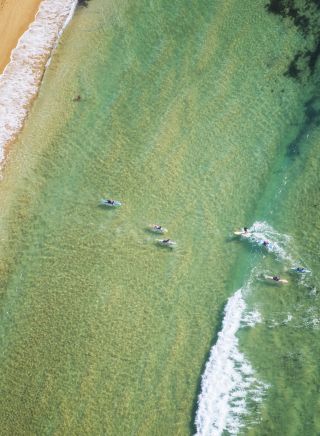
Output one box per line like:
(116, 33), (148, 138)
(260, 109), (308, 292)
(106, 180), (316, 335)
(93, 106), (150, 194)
(264, 274), (288, 284)
(233, 227), (251, 236)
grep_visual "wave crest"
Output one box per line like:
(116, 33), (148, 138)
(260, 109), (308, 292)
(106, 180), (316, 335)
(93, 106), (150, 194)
(195, 287), (267, 436)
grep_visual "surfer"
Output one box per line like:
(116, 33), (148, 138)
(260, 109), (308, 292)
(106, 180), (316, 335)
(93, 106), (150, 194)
(264, 275), (288, 284)
(291, 267), (310, 274)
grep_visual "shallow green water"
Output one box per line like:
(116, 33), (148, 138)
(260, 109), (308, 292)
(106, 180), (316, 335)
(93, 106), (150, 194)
(1, 0), (320, 434)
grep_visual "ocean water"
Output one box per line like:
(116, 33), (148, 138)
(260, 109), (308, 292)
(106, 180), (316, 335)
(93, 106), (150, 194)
(0, 0), (320, 435)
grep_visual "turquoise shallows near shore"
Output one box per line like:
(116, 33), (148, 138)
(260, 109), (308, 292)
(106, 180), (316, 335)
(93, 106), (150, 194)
(1, 0), (320, 435)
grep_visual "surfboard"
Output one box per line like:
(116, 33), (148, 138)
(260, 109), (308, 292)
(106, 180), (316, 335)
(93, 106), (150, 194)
(290, 267), (311, 274)
(234, 231), (252, 237)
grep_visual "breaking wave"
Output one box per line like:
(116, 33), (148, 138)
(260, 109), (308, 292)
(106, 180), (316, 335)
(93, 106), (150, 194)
(195, 285), (268, 436)
(195, 222), (313, 435)
(0, 0), (78, 165)
(247, 221), (294, 262)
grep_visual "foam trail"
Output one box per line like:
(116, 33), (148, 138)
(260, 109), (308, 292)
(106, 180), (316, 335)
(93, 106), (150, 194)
(195, 288), (267, 436)
(241, 309), (262, 328)
(247, 222), (313, 283)
(0, 0), (78, 166)
(248, 221), (293, 262)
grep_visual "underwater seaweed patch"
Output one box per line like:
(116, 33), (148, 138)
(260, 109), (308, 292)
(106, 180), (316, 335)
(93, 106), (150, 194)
(266, 0), (320, 80)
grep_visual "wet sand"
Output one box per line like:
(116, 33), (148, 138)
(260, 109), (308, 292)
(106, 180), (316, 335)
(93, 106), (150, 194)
(0, 0), (42, 73)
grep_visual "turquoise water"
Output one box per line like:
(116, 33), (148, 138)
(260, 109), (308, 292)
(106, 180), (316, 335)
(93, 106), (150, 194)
(0, 0), (320, 434)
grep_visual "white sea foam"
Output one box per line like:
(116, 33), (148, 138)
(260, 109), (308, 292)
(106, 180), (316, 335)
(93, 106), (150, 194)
(247, 221), (293, 262)
(195, 288), (267, 436)
(268, 312), (293, 328)
(304, 307), (320, 329)
(241, 309), (262, 327)
(0, 0), (78, 165)
(309, 287), (317, 297)
(284, 313), (293, 323)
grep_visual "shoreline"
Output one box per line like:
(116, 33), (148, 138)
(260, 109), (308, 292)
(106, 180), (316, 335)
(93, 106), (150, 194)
(0, 0), (78, 167)
(0, 0), (43, 74)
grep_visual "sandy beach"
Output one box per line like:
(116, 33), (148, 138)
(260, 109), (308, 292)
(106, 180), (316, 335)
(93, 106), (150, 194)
(0, 0), (77, 164)
(0, 0), (43, 74)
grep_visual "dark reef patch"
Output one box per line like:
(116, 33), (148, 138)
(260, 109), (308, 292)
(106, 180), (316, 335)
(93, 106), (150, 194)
(78, 0), (91, 7)
(266, 0), (320, 80)
(306, 39), (320, 73)
(266, 0), (286, 15)
(286, 97), (320, 156)
(285, 52), (303, 79)
(266, 1), (320, 157)
(304, 96), (320, 124)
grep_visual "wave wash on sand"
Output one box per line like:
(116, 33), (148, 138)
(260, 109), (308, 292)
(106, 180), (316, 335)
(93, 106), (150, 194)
(195, 286), (268, 436)
(0, 0), (78, 165)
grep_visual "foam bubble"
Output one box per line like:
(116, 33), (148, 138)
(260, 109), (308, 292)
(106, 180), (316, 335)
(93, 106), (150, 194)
(0, 0), (78, 165)
(195, 288), (268, 436)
